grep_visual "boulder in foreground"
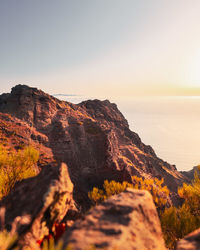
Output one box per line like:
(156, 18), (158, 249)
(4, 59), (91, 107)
(62, 189), (166, 250)
(0, 163), (73, 249)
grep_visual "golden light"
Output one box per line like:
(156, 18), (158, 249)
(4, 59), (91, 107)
(185, 49), (200, 87)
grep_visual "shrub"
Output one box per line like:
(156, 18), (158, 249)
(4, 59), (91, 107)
(88, 176), (169, 209)
(131, 176), (169, 209)
(178, 167), (200, 217)
(0, 145), (39, 199)
(88, 180), (133, 205)
(161, 166), (200, 249)
(161, 204), (200, 249)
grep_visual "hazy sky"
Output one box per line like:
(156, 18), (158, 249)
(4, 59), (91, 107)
(1, 0), (200, 96)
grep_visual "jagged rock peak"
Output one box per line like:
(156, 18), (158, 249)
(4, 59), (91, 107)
(11, 84), (39, 92)
(0, 85), (189, 209)
(10, 84), (61, 104)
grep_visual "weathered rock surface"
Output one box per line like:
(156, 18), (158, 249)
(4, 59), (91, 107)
(0, 85), (189, 209)
(62, 188), (166, 250)
(176, 228), (200, 250)
(0, 163), (73, 249)
(0, 112), (54, 167)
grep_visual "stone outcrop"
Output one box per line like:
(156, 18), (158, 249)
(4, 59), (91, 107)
(176, 228), (200, 250)
(0, 85), (189, 209)
(0, 163), (73, 249)
(62, 188), (166, 250)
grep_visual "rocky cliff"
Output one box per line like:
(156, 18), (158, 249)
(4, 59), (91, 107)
(0, 85), (188, 209)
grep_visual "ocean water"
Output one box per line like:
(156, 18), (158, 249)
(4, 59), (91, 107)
(57, 95), (200, 171)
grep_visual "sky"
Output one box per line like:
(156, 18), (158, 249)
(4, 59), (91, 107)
(1, 0), (200, 96)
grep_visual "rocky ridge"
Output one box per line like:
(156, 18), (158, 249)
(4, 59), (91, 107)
(0, 85), (188, 209)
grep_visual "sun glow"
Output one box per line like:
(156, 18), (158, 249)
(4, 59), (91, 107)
(184, 49), (200, 87)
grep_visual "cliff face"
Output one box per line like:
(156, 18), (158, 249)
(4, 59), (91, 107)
(0, 85), (188, 207)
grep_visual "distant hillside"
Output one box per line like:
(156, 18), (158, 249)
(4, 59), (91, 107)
(181, 166), (199, 180)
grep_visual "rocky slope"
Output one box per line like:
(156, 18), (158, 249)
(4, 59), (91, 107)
(0, 85), (188, 208)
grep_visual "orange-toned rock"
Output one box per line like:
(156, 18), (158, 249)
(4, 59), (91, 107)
(176, 228), (200, 250)
(62, 189), (166, 250)
(0, 163), (73, 249)
(0, 85), (189, 209)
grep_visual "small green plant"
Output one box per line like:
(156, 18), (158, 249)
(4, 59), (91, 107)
(0, 145), (39, 199)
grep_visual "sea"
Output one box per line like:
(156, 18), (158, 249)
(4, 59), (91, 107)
(56, 95), (200, 172)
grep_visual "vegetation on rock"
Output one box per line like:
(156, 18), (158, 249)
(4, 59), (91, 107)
(89, 169), (200, 249)
(0, 86), (199, 249)
(88, 176), (169, 209)
(161, 166), (200, 249)
(0, 145), (39, 199)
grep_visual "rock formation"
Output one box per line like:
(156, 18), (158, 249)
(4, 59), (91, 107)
(0, 85), (188, 209)
(62, 188), (166, 250)
(176, 228), (200, 250)
(0, 163), (73, 249)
